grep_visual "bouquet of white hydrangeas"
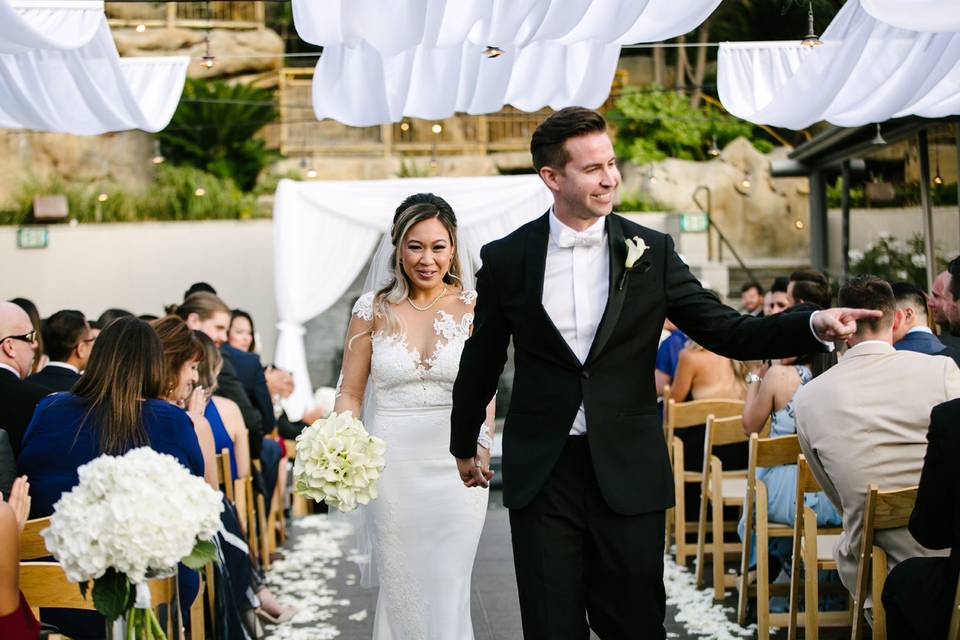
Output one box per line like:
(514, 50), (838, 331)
(42, 447), (223, 637)
(293, 411), (387, 512)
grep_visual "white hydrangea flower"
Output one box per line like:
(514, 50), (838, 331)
(911, 253), (927, 268)
(877, 254), (890, 265)
(896, 270), (908, 279)
(41, 448), (223, 584)
(293, 411), (386, 513)
(878, 231), (892, 240)
(848, 249), (864, 263)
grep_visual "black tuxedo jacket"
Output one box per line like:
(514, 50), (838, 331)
(216, 354), (264, 458)
(26, 365), (80, 393)
(910, 398), (960, 581)
(0, 368), (50, 456)
(451, 213), (824, 515)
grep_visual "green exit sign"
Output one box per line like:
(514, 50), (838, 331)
(680, 213), (709, 233)
(17, 226), (48, 249)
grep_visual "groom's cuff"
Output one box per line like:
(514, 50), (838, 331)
(809, 311), (836, 352)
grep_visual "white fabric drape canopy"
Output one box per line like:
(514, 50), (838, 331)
(0, 0), (103, 53)
(292, 0), (723, 126)
(273, 175), (554, 417)
(861, 0), (960, 33)
(717, 0), (960, 129)
(0, 0), (188, 134)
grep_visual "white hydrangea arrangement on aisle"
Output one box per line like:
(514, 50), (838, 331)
(293, 411), (387, 512)
(41, 447), (223, 637)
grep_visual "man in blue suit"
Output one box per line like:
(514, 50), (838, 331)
(892, 282), (960, 368)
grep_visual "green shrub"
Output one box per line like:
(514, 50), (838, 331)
(606, 86), (773, 165)
(848, 233), (948, 288)
(156, 79), (279, 191)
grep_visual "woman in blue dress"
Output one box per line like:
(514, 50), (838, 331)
(738, 311), (842, 570)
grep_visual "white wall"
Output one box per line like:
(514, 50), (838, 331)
(0, 220), (278, 361)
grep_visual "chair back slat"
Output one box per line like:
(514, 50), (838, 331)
(19, 517), (51, 561)
(795, 455), (823, 494)
(216, 449), (234, 502)
(705, 414), (749, 449)
(755, 434), (801, 468)
(670, 398), (744, 430)
(20, 563), (96, 611)
(869, 487), (918, 530)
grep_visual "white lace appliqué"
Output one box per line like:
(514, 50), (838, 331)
(367, 290), (476, 409)
(352, 291), (375, 321)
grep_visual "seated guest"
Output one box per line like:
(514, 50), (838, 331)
(184, 281), (217, 299)
(670, 341), (748, 519)
(882, 396), (960, 639)
(740, 282), (764, 316)
(27, 310), (93, 392)
(95, 308), (132, 330)
(10, 298), (45, 374)
(787, 269), (832, 309)
(891, 281), (960, 367)
(150, 316), (219, 490)
(0, 476), (40, 639)
(795, 276), (960, 611)
(655, 318), (687, 398)
(930, 268), (960, 349)
(18, 316), (204, 635)
(228, 309), (256, 353)
(740, 307), (840, 567)
(0, 301), (49, 455)
(196, 330), (250, 480)
(764, 277), (790, 316)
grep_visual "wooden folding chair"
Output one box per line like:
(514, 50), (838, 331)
(19, 516), (51, 560)
(694, 414), (750, 599)
(215, 448), (234, 502)
(787, 456), (851, 640)
(737, 433), (802, 639)
(286, 437), (310, 517)
(851, 484), (919, 640)
(664, 396), (745, 565)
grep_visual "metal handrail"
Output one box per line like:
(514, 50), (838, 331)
(691, 185), (760, 288)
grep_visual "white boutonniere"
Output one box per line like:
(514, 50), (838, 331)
(619, 236), (650, 291)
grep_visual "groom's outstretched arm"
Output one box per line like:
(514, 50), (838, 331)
(451, 246), (511, 458)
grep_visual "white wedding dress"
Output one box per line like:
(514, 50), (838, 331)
(351, 289), (489, 640)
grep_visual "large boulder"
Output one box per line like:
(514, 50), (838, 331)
(619, 137), (810, 259)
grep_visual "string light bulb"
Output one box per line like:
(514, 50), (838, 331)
(483, 46), (504, 58)
(200, 32), (216, 69)
(135, 24), (146, 33)
(934, 142), (943, 185)
(740, 173), (752, 190)
(151, 139), (164, 165)
(800, 1), (823, 47)
(707, 134), (720, 157)
(794, 219), (805, 230)
(306, 168), (318, 179)
(399, 121), (410, 132)
(194, 186), (206, 197)
(96, 192), (108, 202)
(431, 123), (443, 135)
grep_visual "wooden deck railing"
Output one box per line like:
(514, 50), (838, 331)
(277, 68), (551, 157)
(105, 2), (265, 30)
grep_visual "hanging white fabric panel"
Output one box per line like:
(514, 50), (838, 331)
(273, 175), (553, 417)
(0, 3), (189, 134)
(0, 0), (103, 54)
(717, 0), (960, 129)
(293, 0), (722, 125)
(861, 0), (960, 33)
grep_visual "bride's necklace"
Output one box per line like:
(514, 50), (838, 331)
(407, 286), (448, 312)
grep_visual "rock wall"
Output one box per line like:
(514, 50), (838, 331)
(619, 137), (811, 259)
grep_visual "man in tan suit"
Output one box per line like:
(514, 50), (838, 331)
(794, 275), (960, 607)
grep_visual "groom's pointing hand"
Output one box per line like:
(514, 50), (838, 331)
(811, 307), (883, 342)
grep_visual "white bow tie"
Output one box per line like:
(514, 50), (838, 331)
(557, 227), (603, 248)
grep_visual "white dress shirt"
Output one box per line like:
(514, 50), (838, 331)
(542, 210), (609, 435)
(906, 325), (934, 335)
(0, 363), (21, 379)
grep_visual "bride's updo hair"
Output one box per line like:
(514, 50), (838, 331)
(373, 193), (462, 336)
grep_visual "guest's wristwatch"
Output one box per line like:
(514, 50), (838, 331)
(745, 373), (762, 385)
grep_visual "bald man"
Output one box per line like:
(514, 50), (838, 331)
(0, 301), (49, 455)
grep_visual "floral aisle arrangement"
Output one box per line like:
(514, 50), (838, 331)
(293, 411), (387, 512)
(41, 448), (223, 638)
(848, 232), (949, 287)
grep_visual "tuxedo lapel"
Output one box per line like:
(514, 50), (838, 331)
(585, 215), (628, 365)
(524, 212), (580, 366)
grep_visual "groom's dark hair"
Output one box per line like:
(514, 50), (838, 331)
(531, 107), (607, 172)
(838, 275), (896, 334)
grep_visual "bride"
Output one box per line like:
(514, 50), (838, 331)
(334, 193), (495, 639)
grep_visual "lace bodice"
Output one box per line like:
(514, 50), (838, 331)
(352, 290), (476, 409)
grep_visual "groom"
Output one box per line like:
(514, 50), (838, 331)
(450, 107), (875, 639)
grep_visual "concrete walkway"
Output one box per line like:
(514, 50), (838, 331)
(262, 491), (806, 640)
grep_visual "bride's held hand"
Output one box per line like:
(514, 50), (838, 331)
(456, 454), (493, 489)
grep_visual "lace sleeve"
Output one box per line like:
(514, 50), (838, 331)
(352, 292), (375, 321)
(458, 289), (478, 305)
